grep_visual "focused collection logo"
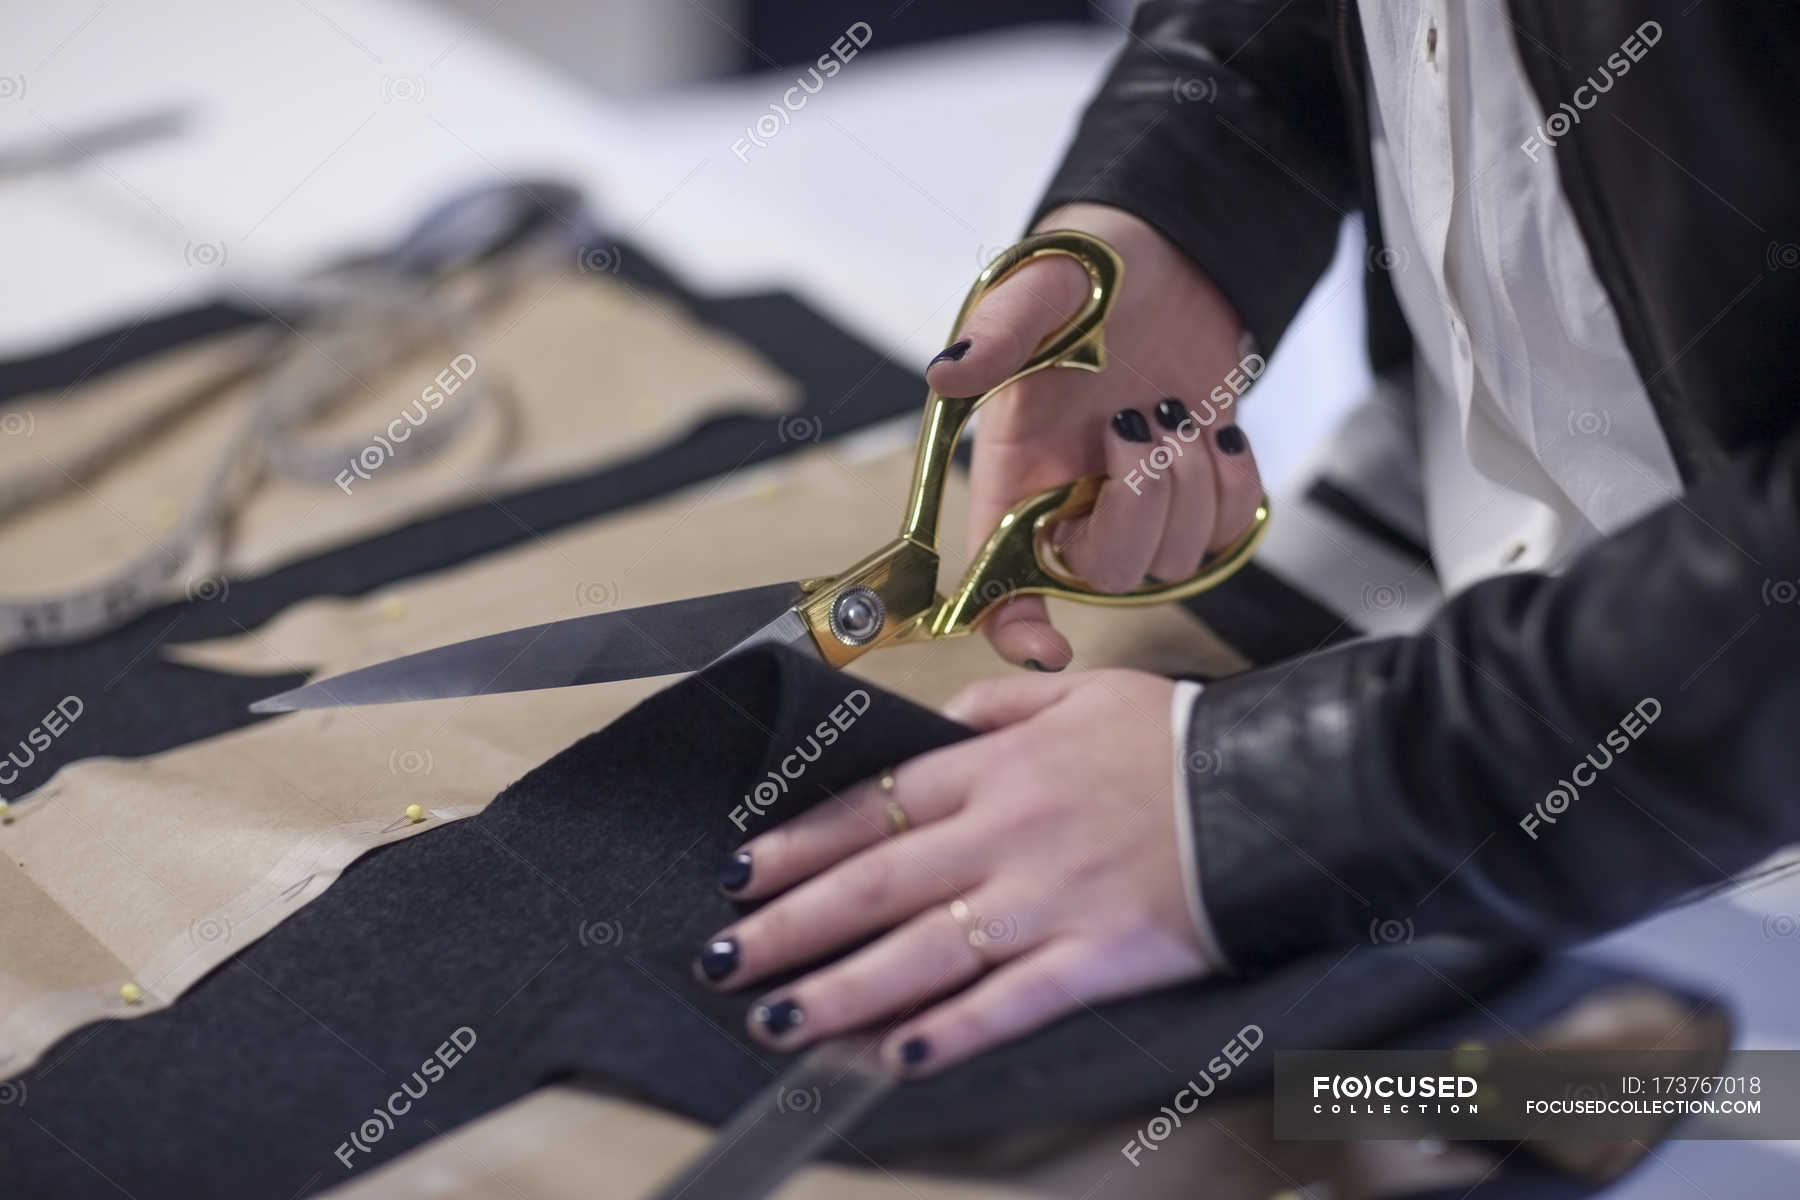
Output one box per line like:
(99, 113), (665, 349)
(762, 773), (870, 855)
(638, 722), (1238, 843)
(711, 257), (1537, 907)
(1311, 1073), (1480, 1115)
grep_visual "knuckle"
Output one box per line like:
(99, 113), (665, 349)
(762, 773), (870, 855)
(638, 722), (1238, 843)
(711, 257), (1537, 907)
(998, 264), (1086, 344)
(1122, 459), (1173, 497)
(943, 1000), (1001, 1049)
(1009, 970), (1069, 1022)
(988, 324), (1039, 376)
(1036, 256), (1092, 314)
(798, 969), (861, 1028)
(1150, 548), (1204, 582)
(956, 307), (1008, 348)
(968, 771), (1038, 817)
(1060, 533), (1113, 588)
(735, 916), (772, 960)
(843, 853), (897, 913)
(745, 902), (798, 955)
(1082, 554), (1142, 595)
(942, 680), (984, 714)
(945, 677), (1010, 719)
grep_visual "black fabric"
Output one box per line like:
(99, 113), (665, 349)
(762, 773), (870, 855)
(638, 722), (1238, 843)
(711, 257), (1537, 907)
(741, 2), (1094, 70)
(1, 645), (1654, 1199)
(0, 301), (264, 404)
(0, 239), (923, 800)
(1395, 1172), (1596, 1200)
(1304, 477), (1433, 571)
(1180, 560), (1359, 665)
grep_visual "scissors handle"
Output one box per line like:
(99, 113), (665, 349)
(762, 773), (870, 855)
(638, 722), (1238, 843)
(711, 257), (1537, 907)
(795, 230), (1267, 665)
(898, 230), (1122, 550)
(902, 229), (1269, 636)
(931, 478), (1270, 638)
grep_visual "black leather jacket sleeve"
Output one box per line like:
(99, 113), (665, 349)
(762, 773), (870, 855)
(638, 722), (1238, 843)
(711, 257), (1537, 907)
(1031, 0), (1356, 354)
(1184, 421), (1800, 971)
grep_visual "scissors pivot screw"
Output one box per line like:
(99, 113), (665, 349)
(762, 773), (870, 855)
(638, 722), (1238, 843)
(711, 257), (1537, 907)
(828, 586), (884, 647)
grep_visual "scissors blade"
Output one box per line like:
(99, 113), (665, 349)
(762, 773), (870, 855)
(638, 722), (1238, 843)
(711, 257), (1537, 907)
(648, 1035), (896, 1200)
(249, 581), (810, 712)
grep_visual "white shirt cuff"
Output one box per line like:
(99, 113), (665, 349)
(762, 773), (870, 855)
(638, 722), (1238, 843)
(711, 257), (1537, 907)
(1170, 679), (1229, 972)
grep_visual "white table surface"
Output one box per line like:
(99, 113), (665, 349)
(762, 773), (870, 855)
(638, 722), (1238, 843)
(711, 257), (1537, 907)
(3, 3), (1793, 1194)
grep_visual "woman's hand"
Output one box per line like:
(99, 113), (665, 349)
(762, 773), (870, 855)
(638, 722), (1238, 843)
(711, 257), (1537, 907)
(694, 669), (1219, 1075)
(927, 203), (1266, 670)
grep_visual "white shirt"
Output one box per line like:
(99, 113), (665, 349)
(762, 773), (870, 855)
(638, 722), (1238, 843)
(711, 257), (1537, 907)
(1358, 0), (1682, 593)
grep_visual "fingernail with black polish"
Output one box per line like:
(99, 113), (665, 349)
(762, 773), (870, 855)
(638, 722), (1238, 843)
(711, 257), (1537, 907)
(756, 998), (805, 1037)
(928, 338), (972, 368)
(1155, 397), (1188, 431)
(1111, 408), (1152, 443)
(1215, 425), (1248, 455)
(900, 1037), (931, 1067)
(718, 850), (753, 893)
(695, 936), (739, 983)
(1023, 658), (1045, 673)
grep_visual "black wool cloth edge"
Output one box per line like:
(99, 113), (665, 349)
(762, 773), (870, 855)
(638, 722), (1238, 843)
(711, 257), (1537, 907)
(0, 646), (1690, 1199)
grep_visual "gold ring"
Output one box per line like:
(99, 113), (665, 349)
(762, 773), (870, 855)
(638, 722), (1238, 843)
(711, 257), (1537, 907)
(877, 769), (909, 835)
(949, 898), (996, 955)
(948, 898), (974, 930)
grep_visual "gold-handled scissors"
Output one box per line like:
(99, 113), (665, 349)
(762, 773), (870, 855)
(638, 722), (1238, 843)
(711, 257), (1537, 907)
(252, 231), (1269, 713)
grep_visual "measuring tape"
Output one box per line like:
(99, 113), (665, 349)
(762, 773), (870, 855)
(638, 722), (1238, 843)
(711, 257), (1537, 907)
(0, 222), (612, 647)
(0, 281), (505, 649)
(0, 178), (589, 650)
